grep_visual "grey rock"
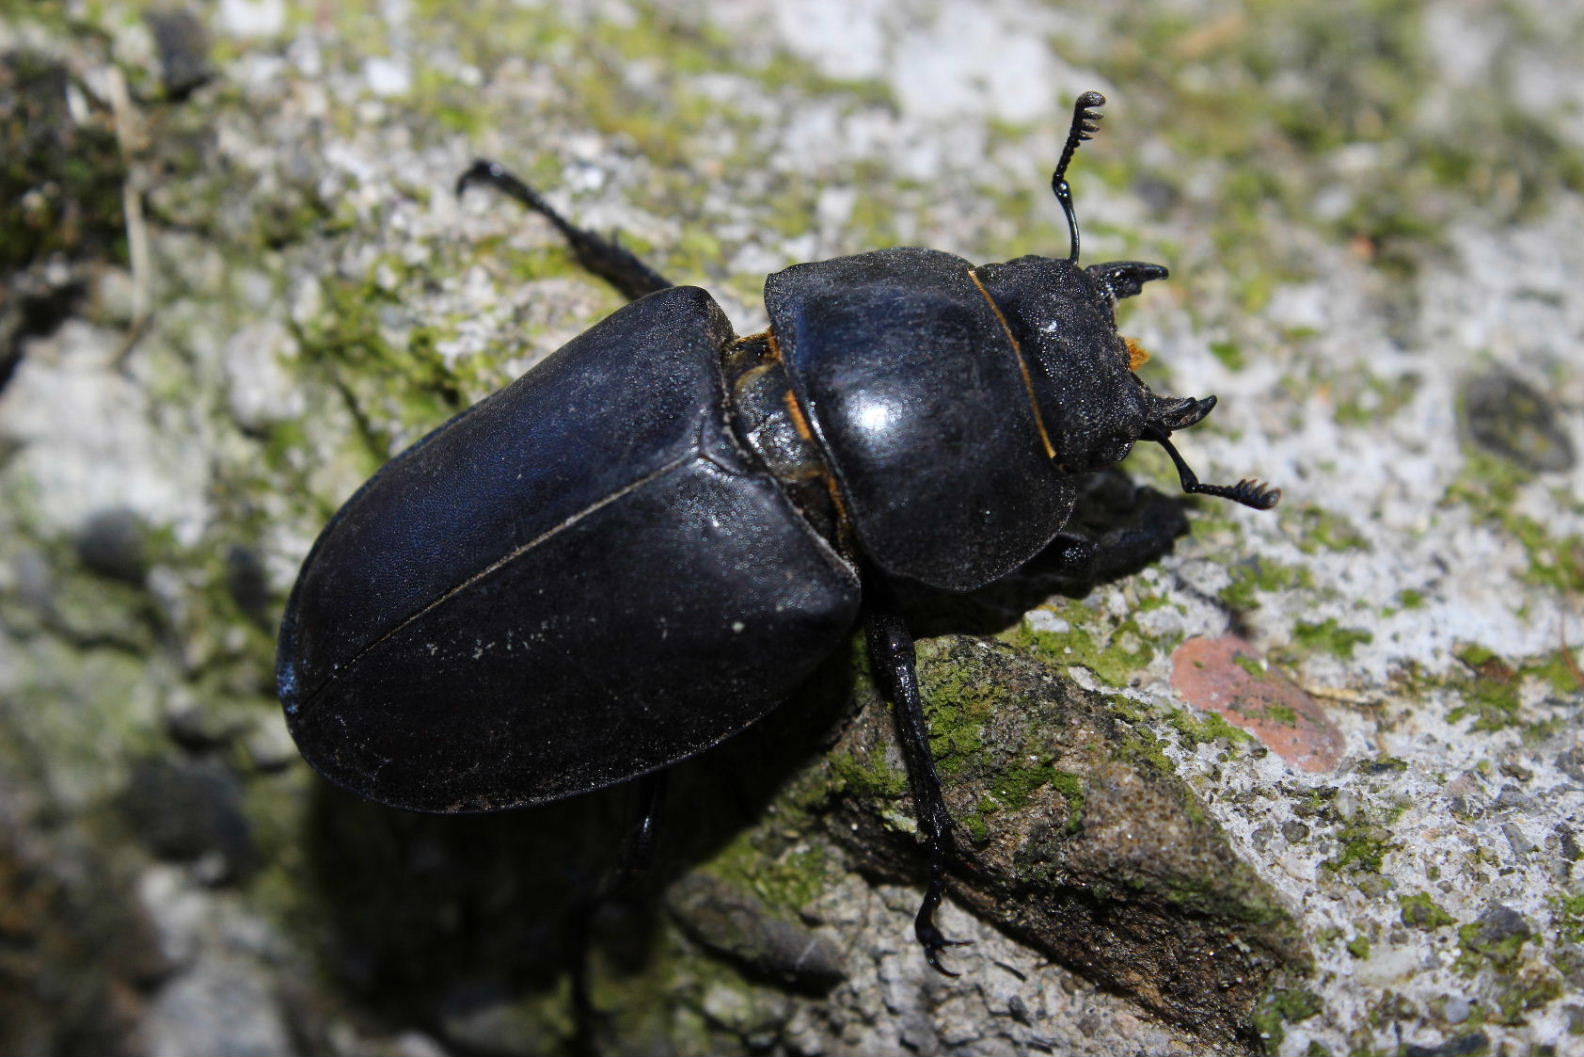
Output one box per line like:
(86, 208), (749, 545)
(143, 958), (295, 1057)
(121, 758), (256, 882)
(75, 507), (149, 585)
(668, 872), (847, 993)
(146, 9), (214, 100)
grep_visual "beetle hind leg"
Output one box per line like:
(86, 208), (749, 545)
(864, 577), (972, 975)
(457, 159), (673, 302)
(569, 770), (670, 1052)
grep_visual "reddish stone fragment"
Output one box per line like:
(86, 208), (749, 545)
(1171, 635), (1344, 773)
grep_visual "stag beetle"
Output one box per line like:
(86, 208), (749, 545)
(277, 92), (1279, 974)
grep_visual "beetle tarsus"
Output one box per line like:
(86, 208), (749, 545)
(916, 844), (971, 976)
(457, 157), (673, 302)
(1226, 478), (1282, 510)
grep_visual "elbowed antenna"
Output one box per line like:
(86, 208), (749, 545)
(1051, 91), (1106, 262)
(1142, 425), (1282, 510)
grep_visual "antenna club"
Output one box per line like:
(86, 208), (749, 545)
(1052, 91), (1107, 262)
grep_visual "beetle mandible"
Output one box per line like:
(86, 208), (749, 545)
(277, 92), (1279, 974)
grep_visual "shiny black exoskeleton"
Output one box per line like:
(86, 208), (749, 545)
(277, 92), (1279, 975)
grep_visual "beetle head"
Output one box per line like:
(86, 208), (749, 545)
(973, 92), (1279, 510)
(974, 253), (1162, 472)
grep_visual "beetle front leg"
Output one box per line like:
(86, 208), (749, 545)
(456, 159), (673, 302)
(1018, 478), (1191, 594)
(863, 577), (970, 975)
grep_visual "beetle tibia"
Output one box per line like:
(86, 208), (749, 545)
(1144, 427), (1282, 510)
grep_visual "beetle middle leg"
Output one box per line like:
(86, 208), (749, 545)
(863, 573), (971, 975)
(456, 159), (673, 302)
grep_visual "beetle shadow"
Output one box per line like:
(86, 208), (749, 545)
(299, 469), (1186, 1043)
(301, 646), (858, 1046)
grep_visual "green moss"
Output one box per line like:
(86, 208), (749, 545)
(1251, 987), (1324, 1049)
(1009, 599), (1170, 688)
(1532, 650), (1584, 696)
(1446, 453), (1584, 596)
(1220, 560), (1315, 611)
(412, 65), (488, 136)
(1233, 651), (1268, 678)
(1345, 934), (1372, 959)
(1283, 505), (1373, 555)
(704, 831), (833, 915)
(0, 641), (168, 803)
(1293, 618), (1374, 660)
(0, 49), (128, 272)
(827, 751), (907, 801)
(917, 663), (1003, 778)
(288, 258), (505, 463)
(1116, 724), (1178, 783)
(1083, 0), (1583, 301)
(1047, 770), (1087, 832)
(1095, 698), (1238, 829)
(1324, 815), (1397, 875)
(1452, 907), (1565, 1025)
(1446, 684), (1520, 731)
(844, 184), (906, 250)
(432, 0), (891, 181)
(1332, 372), (1420, 429)
(988, 762), (1049, 811)
(1493, 972), (1564, 1026)
(1553, 892), (1584, 944)
(1262, 703), (1302, 727)
(1153, 874), (1298, 931)
(1399, 892), (1455, 930)
(1209, 340), (1246, 371)
(1457, 919), (1529, 973)
(1163, 706), (1255, 748)
(1434, 641), (1574, 732)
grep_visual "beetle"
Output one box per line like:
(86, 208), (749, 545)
(277, 92), (1278, 975)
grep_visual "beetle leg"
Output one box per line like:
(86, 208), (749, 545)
(456, 159), (674, 302)
(863, 578), (971, 975)
(609, 769), (669, 892)
(569, 770), (670, 1052)
(1041, 515), (1186, 585)
(1018, 478), (1191, 593)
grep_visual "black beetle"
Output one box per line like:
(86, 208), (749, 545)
(277, 92), (1278, 974)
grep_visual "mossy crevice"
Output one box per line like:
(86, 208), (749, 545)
(823, 635), (1309, 1047)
